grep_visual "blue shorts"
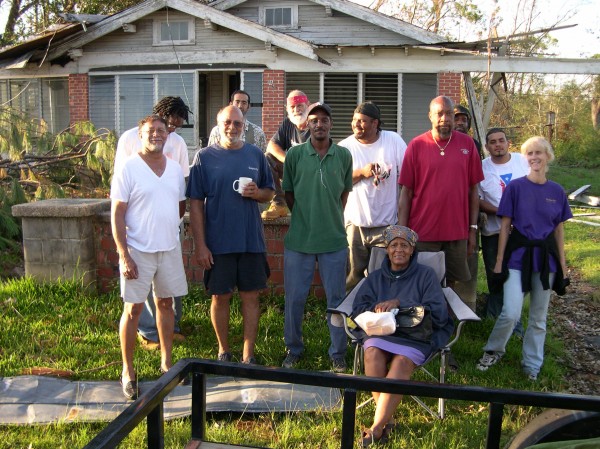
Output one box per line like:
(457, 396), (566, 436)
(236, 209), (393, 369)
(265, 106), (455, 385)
(204, 252), (270, 294)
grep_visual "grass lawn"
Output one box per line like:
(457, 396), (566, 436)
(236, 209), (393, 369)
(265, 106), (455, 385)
(0, 164), (598, 449)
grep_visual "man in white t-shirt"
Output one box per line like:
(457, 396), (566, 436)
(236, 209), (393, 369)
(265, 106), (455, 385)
(339, 102), (407, 291)
(111, 115), (188, 400)
(479, 127), (529, 325)
(114, 96), (191, 349)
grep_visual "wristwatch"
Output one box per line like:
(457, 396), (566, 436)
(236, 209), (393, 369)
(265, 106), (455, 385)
(469, 224), (478, 230)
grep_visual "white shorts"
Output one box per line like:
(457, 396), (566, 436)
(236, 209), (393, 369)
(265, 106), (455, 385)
(120, 245), (188, 304)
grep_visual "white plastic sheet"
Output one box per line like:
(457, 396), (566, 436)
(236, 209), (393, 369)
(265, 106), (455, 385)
(0, 375), (341, 425)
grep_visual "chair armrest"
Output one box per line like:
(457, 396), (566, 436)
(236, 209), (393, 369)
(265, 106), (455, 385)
(442, 287), (480, 323)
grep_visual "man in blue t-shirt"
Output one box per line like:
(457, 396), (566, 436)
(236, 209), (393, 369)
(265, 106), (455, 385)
(187, 105), (275, 364)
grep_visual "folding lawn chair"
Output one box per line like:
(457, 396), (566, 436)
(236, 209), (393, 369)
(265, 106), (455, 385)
(329, 249), (480, 419)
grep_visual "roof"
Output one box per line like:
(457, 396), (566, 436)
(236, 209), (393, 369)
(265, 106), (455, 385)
(0, 0), (444, 66)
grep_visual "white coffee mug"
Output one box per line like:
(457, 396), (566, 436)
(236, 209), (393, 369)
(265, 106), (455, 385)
(233, 177), (252, 194)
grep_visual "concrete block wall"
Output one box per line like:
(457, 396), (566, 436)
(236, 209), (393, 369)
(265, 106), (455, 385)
(12, 199), (110, 288)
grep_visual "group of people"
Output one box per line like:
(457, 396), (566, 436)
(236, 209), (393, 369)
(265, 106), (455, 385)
(109, 90), (572, 447)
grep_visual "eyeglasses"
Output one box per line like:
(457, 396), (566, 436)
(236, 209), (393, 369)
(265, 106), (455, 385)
(219, 120), (245, 129)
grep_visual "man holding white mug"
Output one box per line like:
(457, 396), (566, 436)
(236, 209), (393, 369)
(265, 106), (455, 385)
(187, 105), (274, 364)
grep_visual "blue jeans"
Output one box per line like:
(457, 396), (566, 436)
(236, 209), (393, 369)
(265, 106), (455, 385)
(483, 269), (555, 375)
(138, 293), (182, 342)
(283, 248), (348, 360)
(481, 234), (524, 337)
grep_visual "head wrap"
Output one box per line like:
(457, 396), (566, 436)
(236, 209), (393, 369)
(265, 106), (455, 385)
(287, 95), (309, 106)
(383, 225), (418, 247)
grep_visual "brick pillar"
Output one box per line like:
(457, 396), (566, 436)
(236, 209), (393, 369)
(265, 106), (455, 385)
(438, 72), (461, 105)
(69, 73), (89, 124)
(262, 70), (285, 138)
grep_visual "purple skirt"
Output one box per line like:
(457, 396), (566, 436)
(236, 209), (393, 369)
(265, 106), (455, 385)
(363, 338), (427, 366)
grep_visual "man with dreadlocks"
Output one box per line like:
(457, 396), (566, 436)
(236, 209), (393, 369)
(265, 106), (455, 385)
(114, 96), (192, 350)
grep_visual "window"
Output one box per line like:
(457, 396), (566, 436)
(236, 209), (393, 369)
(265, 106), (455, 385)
(261, 6), (297, 28)
(153, 20), (195, 45)
(285, 72), (437, 142)
(241, 71), (263, 129)
(0, 77), (69, 133)
(89, 73), (196, 146)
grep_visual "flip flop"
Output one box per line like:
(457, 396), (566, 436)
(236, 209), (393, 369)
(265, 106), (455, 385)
(381, 420), (397, 441)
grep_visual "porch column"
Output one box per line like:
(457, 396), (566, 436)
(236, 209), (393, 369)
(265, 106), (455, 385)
(69, 73), (90, 124)
(262, 70), (286, 138)
(438, 72), (461, 105)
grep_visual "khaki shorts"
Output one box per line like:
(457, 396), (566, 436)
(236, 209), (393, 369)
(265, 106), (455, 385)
(416, 240), (470, 282)
(120, 245), (188, 303)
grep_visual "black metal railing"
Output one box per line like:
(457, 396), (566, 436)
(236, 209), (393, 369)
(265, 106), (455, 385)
(83, 358), (600, 449)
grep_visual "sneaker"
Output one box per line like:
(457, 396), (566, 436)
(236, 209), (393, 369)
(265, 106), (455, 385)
(282, 351), (300, 369)
(476, 352), (502, 371)
(120, 378), (139, 400)
(217, 352), (232, 362)
(242, 356), (257, 365)
(261, 203), (289, 219)
(525, 371), (538, 382)
(331, 357), (347, 373)
(137, 334), (160, 350)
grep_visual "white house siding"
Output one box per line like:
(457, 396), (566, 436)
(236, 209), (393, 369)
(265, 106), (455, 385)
(83, 11), (265, 56)
(225, 1), (420, 46)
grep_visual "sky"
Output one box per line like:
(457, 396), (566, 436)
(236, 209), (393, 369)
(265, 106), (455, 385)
(350, 0), (599, 59)
(0, 0), (598, 58)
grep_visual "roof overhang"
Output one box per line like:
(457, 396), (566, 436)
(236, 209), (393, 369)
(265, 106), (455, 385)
(45, 0), (329, 65)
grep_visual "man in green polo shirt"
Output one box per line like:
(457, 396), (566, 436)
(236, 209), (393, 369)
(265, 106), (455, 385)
(281, 103), (353, 372)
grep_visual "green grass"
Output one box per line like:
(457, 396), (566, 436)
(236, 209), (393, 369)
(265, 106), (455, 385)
(548, 165), (600, 195)
(0, 274), (575, 449)
(0, 166), (598, 448)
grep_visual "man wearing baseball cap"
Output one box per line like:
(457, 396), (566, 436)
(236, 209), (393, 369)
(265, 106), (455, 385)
(339, 101), (407, 291)
(281, 102), (353, 372)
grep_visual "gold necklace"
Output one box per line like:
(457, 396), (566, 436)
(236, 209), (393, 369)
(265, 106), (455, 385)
(431, 131), (452, 156)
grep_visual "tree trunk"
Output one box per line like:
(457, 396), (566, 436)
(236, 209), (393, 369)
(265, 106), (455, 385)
(592, 99), (600, 131)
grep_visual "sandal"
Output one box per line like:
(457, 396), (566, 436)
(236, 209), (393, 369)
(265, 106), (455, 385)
(360, 428), (384, 448)
(381, 420), (397, 441)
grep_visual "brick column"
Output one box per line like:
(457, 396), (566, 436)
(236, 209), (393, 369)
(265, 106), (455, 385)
(262, 70), (285, 138)
(69, 73), (89, 124)
(438, 72), (461, 105)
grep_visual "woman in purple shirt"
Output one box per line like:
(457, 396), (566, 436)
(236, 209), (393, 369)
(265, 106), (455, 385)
(476, 136), (572, 381)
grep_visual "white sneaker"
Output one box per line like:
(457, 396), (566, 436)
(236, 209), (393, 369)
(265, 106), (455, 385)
(476, 352), (502, 371)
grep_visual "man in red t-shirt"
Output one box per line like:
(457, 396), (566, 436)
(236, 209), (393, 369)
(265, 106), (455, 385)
(398, 96), (483, 288)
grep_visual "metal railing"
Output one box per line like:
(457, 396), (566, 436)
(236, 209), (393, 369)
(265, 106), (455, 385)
(83, 358), (600, 449)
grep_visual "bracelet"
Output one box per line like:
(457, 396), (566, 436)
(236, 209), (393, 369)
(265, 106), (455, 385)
(469, 224), (478, 230)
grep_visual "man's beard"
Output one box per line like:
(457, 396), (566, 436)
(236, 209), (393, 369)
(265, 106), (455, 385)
(288, 112), (305, 127)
